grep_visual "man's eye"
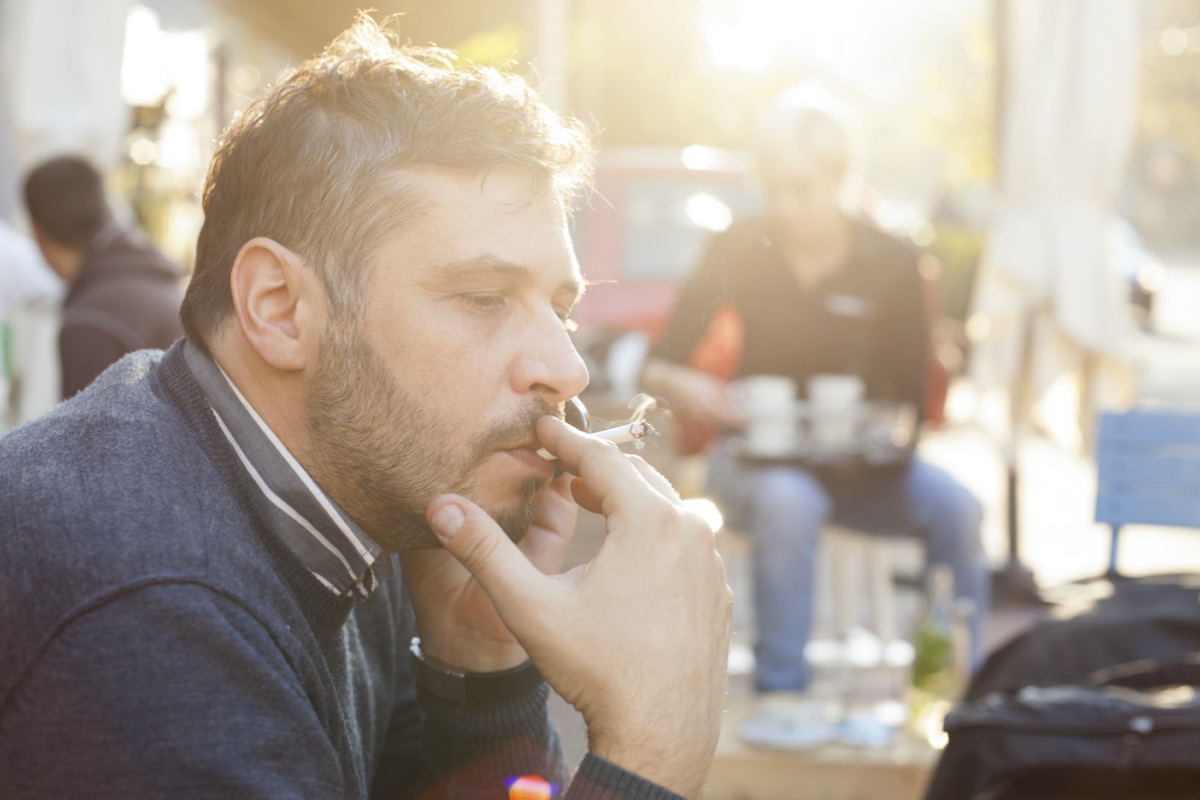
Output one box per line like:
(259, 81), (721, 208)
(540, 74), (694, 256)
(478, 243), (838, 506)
(462, 294), (507, 312)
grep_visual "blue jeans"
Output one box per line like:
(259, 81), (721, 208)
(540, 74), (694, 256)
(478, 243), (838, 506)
(706, 447), (989, 693)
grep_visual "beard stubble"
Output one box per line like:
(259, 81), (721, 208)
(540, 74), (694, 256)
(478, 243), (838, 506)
(303, 321), (554, 550)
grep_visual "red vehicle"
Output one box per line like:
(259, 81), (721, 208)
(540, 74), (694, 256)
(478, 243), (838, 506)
(570, 146), (762, 341)
(569, 146), (761, 399)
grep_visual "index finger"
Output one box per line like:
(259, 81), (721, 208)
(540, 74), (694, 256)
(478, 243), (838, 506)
(535, 415), (664, 519)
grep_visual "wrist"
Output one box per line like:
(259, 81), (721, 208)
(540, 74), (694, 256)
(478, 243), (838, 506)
(414, 630), (528, 673)
(410, 638), (544, 704)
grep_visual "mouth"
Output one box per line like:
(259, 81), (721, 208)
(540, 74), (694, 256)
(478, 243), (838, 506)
(501, 443), (556, 477)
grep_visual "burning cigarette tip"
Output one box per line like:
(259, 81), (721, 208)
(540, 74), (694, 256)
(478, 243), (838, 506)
(621, 420), (656, 440)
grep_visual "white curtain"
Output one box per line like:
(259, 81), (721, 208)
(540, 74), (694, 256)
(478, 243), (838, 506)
(968, 0), (1141, 449)
(1, 0), (134, 176)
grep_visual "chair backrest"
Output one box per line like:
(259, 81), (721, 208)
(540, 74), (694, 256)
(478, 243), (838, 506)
(1095, 409), (1200, 530)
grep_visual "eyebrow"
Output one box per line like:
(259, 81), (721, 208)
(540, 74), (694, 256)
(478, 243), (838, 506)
(425, 253), (585, 302)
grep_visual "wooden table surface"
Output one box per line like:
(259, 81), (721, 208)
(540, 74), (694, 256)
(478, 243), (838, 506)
(704, 698), (940, 800)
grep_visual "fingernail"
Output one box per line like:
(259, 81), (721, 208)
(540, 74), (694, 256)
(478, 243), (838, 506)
(430, 505), (465, 540)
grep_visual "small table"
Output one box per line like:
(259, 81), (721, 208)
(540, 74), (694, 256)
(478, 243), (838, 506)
(727, 400), (918, 468)
(706, 697), (939, 800)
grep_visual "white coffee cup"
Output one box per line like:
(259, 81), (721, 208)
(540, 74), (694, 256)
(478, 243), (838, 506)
(729, 375), (798, 456)
(807, 374), (865, 450)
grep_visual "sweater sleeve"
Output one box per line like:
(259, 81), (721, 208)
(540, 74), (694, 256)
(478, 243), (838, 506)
(566, 755), (687, 800)
(412, 687), (681, 800)
(0, 583), (348, 799)
(410, 682), (566, 798)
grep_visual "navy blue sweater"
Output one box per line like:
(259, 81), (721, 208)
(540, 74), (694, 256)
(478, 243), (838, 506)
(0, 344), (676, 799)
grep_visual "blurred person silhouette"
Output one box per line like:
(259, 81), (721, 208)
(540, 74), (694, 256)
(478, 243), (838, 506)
(23, 155), (183, 398)
(0, 218), (62, 427)
(0, 15), (731, 799)
(642, 85), (988, 706)
(0, 218), (61, 319)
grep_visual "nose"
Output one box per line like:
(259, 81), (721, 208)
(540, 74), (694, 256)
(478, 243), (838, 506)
(511, 308), (590, 403)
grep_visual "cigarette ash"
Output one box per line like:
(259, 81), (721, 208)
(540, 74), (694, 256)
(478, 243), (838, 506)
(598, 393), (666, 452)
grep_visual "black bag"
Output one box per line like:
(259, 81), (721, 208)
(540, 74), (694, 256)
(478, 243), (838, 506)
(926, 667), (1200, 799)
(925, 575), (1200, 800)
(966, 574), (1200, 701)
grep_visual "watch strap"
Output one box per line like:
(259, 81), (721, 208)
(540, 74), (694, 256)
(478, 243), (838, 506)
(409, 638), (545, 704)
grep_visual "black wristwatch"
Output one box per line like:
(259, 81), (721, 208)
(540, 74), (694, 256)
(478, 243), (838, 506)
(409, 638), (545, 704)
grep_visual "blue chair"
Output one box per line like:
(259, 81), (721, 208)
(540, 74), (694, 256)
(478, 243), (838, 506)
(1095, 409), (1200, 576)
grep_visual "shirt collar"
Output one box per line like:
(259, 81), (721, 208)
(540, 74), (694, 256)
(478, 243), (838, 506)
(182, 340), (392, 600)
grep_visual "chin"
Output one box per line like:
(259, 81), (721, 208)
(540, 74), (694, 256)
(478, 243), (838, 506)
(489, 503), (535, 543)
(477, 476), (546, 543)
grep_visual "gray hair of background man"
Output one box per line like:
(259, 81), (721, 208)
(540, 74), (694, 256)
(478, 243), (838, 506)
(751, 82), (862, 207)
(181, 13), (594, 351)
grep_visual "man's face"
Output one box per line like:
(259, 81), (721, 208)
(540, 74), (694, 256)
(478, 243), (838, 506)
(303, 166), (589, 550)
(759, 151), (845, 245)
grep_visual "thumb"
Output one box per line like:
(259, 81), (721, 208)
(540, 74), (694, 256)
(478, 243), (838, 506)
(426, 494), (548, 619)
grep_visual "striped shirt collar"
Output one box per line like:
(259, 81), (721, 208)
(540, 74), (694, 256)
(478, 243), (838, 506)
(182, 340), (390, 600)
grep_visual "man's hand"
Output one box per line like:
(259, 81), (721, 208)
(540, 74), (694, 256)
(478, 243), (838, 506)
(400, 472), (578, 672)
(425, 416), (733, 799)
(641, 358), (745, 431)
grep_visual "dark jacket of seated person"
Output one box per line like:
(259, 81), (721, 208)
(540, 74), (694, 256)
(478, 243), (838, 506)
(23, 155), (183, 398)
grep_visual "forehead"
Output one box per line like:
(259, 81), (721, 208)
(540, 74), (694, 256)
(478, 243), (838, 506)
(757, 152), (840, 195)
(374, 165), (580, 285)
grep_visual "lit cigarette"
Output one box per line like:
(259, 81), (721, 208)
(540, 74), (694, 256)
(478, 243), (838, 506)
(537, 421), (657, 460)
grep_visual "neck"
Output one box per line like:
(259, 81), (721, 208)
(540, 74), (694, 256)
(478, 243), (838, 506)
(783, 211), (850, 251)
(41, 242), (85, 283)
(207, 333), (313, 467)
(778, 214), (852, 287)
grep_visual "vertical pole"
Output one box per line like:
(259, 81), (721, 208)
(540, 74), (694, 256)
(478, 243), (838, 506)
(993, 0), (1006, 189)
(993, 0), (1040, 606)
(213, 42), (228, 143)
(995, 0), (1021, 564)
(1107, 525), (1122, 577)
(534, 0), (569, 112)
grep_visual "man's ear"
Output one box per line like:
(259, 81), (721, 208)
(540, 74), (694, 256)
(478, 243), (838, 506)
(229, 237), (324, 372)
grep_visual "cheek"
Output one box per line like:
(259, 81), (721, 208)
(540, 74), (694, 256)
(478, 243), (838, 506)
(368, 303), (521, 424)
(405, 339), (512, 434)
(370, 306), (473, 379)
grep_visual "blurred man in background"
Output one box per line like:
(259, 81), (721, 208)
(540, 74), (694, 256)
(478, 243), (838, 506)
(23, 155), (182, 397)
(643, 86), (988, 723)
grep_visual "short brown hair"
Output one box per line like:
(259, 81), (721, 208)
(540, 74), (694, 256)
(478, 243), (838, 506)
(182, 14), (593, 349)
(23, 156), (111, 247)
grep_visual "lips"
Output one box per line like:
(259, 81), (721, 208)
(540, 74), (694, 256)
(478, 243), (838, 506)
(502, 445), (556, 477)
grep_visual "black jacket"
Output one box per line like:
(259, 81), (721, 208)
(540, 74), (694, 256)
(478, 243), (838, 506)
(60, 219), (183, 397)
(653, 215), (929, 410)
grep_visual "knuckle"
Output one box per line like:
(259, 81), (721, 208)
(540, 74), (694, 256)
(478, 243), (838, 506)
(680, 508), (716, 538)
(713, 549), (729, 580)
(625, 454), (650, 470)
(645, 495), (683, 528)
(577, 438), (623, 472)
(458, 526), (501, 572)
